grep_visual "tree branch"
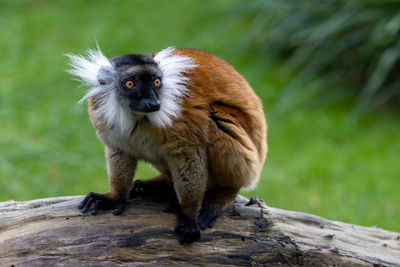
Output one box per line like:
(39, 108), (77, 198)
(0, 195), (399, 266)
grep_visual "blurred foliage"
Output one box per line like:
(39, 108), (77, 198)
(0, 0), (399, 232)
(224, 0), (400, 111)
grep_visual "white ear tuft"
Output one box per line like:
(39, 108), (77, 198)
(148, 47), (197, 128)
(66, 47), (114, 86)
(66, 47), (118, 103)
(66, 47), (133, 134)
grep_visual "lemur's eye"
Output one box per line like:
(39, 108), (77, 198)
(125, 80), (134, 88)
(154, 79), (161, 87)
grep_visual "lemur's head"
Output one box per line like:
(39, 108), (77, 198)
(67, 47), (196, 132)
(108, 54), (162, 113)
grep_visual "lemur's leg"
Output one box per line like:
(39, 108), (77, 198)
(79, 146), (137, 215)
(168, 147), (208, 244)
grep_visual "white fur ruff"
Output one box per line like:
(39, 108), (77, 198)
(67, 46), (196, 133)
(149, 47), (197, 127)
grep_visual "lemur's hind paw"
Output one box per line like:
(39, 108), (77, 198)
(78, 192), (126, 215)
(198, 203), (224, 230)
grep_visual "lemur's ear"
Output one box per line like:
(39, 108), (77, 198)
(66, 47), (114, 86)
(97, 66), (116, 86)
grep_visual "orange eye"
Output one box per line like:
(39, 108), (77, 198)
(154, 79), (161, 87)
(125, 80), (134, 88)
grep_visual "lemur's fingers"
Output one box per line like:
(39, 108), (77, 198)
(81, 198), (94, 213)
(78, 192), (123, 215)
(78, 192), (94, 209)
(90, 200), (102, 215)
(80, 192), (97, 213)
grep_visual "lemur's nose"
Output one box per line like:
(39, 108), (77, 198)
(144, 100), (160, 112)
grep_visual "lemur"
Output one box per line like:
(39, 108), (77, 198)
(68, 47), (267, 244)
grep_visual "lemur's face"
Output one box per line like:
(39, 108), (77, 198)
(68, 47), (196, 129)
(109, 54), (163, 113)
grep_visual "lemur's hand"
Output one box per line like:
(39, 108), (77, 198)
(78, 192), (126, 215)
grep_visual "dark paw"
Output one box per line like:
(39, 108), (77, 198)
(175, 213), (201, 244)
(129, 180), (145, 199)
(198, 205), (223, 230)
(78, 192), (126, 216)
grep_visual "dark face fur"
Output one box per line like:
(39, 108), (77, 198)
(111, 54), (162, 113)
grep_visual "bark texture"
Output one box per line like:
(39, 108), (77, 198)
(0, 195), (399, 266)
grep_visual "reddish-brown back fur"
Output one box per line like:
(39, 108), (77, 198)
(165, 49), (267, 189)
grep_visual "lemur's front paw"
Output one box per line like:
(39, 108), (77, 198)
(175, 213), (201, 244)
(78, 192), (126, 216)
(129, 180), (145, 199)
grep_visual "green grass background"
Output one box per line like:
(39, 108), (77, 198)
(0, 0), (399, 232)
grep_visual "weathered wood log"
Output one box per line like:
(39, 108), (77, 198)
(0, 195), (399, 266)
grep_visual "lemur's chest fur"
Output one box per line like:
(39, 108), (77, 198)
(99, 122), (167, 169)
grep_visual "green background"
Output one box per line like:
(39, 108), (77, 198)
(0, 0), (399, 232)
